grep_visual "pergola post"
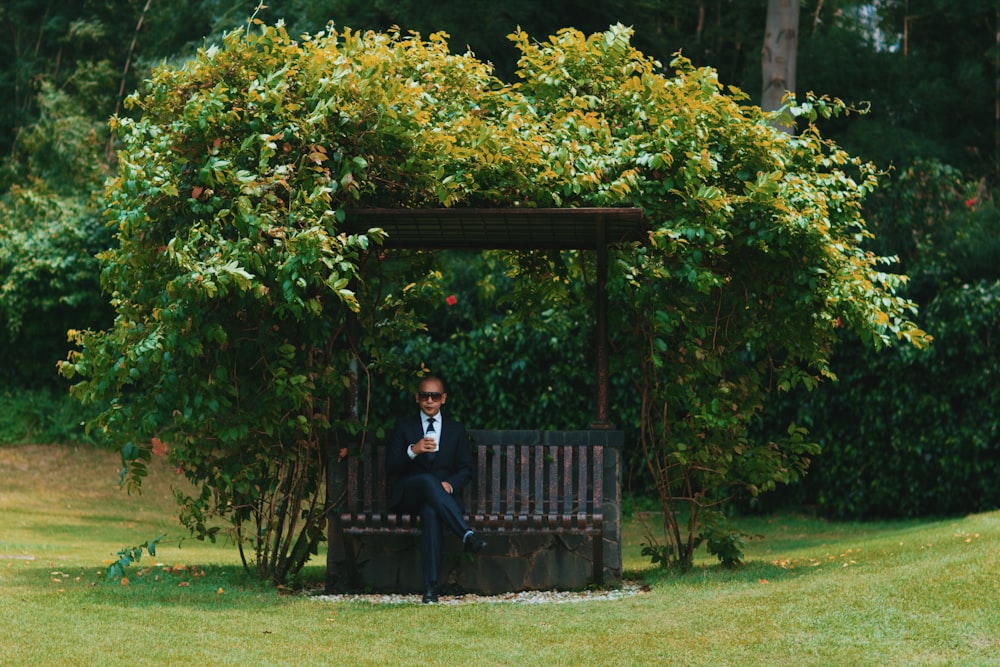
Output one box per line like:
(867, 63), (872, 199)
(592, 214), (611, 430)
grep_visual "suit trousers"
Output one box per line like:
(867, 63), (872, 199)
(397, 472), (471, 587)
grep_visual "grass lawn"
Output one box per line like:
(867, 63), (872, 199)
(2, 443), (998, 666)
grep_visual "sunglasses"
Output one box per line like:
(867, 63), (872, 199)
(417, 391), (444, 401)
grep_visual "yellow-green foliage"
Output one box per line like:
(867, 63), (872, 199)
(61, 21), (927, 581)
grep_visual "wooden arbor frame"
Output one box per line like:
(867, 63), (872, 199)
(345, 207), (646, 427)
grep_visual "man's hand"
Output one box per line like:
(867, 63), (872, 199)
(441, 481), (453, 494)
(412, 436), (438, 455)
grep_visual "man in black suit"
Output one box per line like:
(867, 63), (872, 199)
(386, 375), (486, 603)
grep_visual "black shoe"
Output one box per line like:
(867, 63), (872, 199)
(464, 532), (486, 555)
(421, 587), (438, 604)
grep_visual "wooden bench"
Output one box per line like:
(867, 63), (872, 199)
(332, 430), (606, 586)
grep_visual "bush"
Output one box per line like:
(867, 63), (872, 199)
(0, 388), (98, 444)
(0, 84), (114, 389)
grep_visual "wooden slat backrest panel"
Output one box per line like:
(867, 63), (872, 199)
(340, 439), (603, 532)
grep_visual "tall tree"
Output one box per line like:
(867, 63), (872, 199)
(798, 0), (998, 180)
(761, 0), (799, 127)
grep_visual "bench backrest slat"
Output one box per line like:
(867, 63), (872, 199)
(519, 447), (530, 519)
(505, 445), (516, 524)
(362, 444), (373, 512)
(346, 444), (359, 513)
(476, 444), (488, 517)
(546, 446), (558, 526)
(562, 445), (573, 523)
(534, 447), (544, 519)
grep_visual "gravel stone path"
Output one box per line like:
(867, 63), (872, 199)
(309, 583), (649, 605)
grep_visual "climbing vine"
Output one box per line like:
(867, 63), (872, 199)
(61, 21), (926, 581)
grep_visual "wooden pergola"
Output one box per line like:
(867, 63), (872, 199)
(345, 207), (646, 427)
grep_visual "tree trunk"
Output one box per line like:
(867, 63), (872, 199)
(761, 0), (799, 133)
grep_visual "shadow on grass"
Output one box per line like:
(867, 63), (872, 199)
(626, 558), (815, 589)
(23, 561), (293, 610)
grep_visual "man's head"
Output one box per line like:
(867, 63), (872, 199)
(414, 376), (447, 418)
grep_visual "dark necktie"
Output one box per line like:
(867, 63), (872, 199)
(426, 418), (436, 461)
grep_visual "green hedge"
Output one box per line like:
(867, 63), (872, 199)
(753, 162), (1000, 518)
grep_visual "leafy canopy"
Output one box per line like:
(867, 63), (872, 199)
(61, 20), (926, 581)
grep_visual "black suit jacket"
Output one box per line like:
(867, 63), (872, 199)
(386, 413), (473, 510)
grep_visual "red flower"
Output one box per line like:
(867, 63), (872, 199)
(446, 294), (458, 306)
(151, 437), (168, 456)
(965, 197), (977, 208)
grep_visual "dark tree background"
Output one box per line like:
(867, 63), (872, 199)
(3, 1), (997, 179)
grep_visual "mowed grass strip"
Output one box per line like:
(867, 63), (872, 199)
(1, 444), (997, 666)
